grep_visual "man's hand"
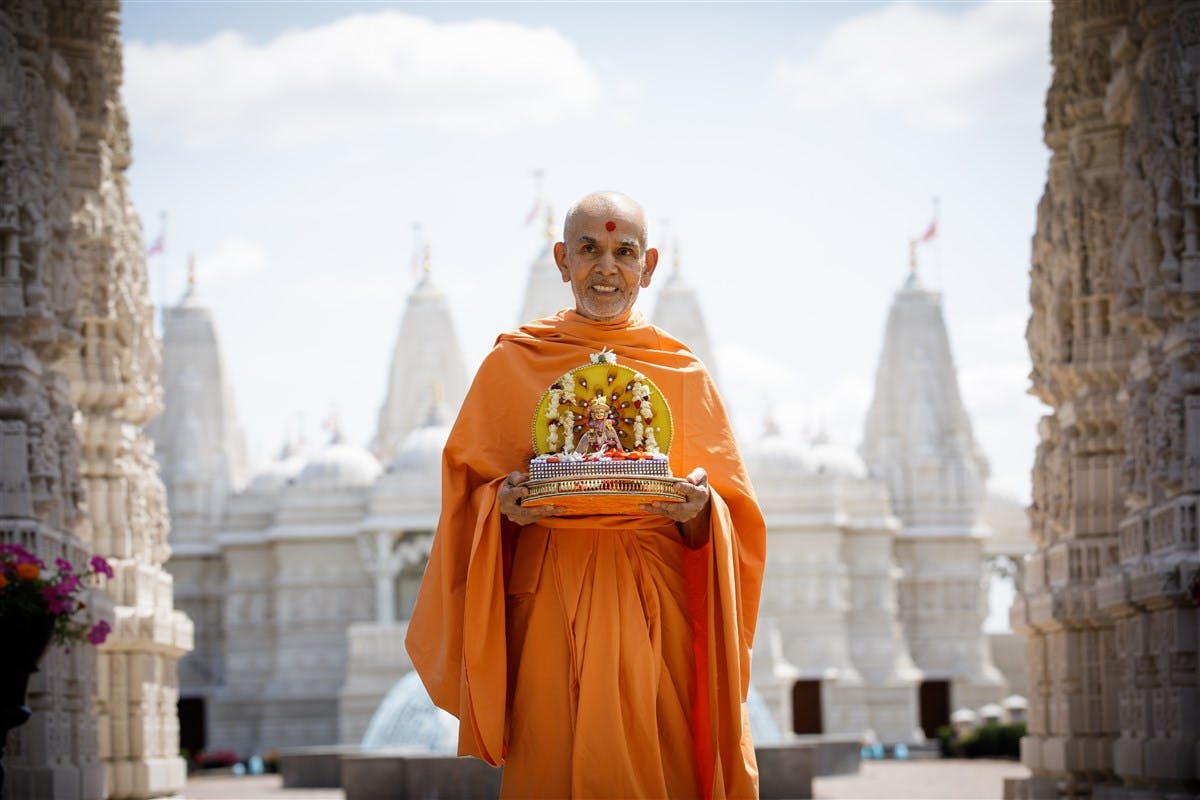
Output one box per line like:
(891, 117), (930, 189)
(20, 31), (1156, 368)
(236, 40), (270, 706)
(499, 471), (563, 526)
(642, 467), (711, 549)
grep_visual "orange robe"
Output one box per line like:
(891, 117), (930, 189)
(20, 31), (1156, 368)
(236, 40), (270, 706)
(406, 309), (766, 799)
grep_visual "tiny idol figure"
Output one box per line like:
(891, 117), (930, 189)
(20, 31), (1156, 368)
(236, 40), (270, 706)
(570, 401), (623, 455)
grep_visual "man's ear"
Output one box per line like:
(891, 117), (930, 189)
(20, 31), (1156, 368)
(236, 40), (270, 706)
(640, 248), (659, 288)
(553, 242), (570, 282)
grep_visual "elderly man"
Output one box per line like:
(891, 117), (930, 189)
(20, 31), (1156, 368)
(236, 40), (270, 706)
(406, 192), (765, 798)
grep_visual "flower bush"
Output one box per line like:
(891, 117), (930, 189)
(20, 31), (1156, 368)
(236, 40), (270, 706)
(0, 542), (113, 647)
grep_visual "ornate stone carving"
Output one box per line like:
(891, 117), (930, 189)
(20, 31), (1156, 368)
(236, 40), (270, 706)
(0, 1), (194, 797)
(1017, 2), (1200, 797)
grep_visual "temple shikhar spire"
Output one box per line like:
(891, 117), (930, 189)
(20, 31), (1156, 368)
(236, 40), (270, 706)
(517, 200), (574, 324)
(859, 259), (1003, 710)
(650, 237), (722, 387)
(372, 246), (468, 462)
(149, 260), (250, 538)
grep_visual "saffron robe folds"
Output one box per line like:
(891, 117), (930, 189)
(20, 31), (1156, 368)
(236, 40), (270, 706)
(405, 309), (766, 798)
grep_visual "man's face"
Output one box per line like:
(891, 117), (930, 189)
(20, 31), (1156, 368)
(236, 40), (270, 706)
(554, 206), (658, 322)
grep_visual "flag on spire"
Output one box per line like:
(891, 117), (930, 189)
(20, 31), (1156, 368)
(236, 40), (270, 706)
(524, 169), (545, 226)
(916, 196), (939, 244)
(146, 211), (167, 257)
(918, 219), (937, 243)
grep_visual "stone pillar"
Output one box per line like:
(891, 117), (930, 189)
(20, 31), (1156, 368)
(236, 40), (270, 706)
(339, 531), (432, 743)
(1017, 1), (1200, 797)
(43, 0), (193, 796)
(0, 1), (101, 797)
(358, 530), (402, 624)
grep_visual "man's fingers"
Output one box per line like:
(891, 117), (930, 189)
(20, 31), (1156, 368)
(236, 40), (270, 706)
(510, 504), (563, 525)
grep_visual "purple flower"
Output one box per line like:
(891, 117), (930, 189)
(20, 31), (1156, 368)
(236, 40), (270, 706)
(89, 555), (114, 579)
(86, 620), (110, 645)
(43, 584), (73, 614)
(0, 543), (43, 567)
(55, 557), (74, 573)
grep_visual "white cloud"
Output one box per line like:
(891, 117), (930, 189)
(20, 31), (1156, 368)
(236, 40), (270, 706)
(197, 238), (269, 284)
(124, 12), (602, 148)
(772, 0), (1051, 129)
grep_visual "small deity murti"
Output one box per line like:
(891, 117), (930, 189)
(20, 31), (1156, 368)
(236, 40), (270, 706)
(570, 401), (623, 456)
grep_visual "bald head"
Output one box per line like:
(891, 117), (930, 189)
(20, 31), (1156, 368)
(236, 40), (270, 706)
(563, 191), (648, 248)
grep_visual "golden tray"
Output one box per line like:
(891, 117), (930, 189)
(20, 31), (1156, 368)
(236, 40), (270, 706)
(521, 475), (686, 516)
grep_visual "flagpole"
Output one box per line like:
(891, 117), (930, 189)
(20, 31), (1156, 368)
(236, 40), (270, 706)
(932, 196), (942, 291)
(408, 221), (423, 283)
(524, 169), (545, 228)
(154, 211), (167, 336)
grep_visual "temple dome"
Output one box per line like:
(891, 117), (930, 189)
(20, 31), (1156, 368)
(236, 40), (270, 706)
(744, 430), (820, 480)
(245, 453), (306, 494)
(293, 440), (381, 490)
(379, 411), (451, 501)
(808, 435), (869, 479)
(387, 423), (448, 476)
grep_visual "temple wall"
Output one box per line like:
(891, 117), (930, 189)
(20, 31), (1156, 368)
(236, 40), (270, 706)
(1, 1), (191, 797)
(1014, 1), (1200, 797)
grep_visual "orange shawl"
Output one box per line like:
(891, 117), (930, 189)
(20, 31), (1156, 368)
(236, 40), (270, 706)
(406, 309), (766, 797)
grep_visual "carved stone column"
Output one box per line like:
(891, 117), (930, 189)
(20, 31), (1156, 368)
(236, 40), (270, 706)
(0, 1), (102, 797)
(43, 0), (193, 796)
(1017, 1), (1200, 797)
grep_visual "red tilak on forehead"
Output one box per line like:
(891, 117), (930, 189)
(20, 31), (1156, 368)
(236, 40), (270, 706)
(605, 220), (616, 232)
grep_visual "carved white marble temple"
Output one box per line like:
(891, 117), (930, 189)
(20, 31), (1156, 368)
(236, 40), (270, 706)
(19, 3), (1199, 797)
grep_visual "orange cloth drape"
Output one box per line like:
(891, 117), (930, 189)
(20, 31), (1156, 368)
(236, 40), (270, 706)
(405, 309), (766, 798)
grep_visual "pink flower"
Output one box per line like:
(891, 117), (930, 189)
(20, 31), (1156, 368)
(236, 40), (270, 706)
(87, 620), (110, 645)
(55, 557), (73, 573)
(89, 555), (114, 579)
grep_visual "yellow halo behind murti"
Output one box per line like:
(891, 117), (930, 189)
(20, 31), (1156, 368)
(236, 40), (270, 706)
(531, 362), (674, 456)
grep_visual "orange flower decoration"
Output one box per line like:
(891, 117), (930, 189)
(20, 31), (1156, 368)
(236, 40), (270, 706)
(15, 562), (39, 580)
(0, 573), (7, 589)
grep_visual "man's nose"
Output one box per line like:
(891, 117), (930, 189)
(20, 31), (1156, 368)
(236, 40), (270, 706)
(594, 251), (619, 273)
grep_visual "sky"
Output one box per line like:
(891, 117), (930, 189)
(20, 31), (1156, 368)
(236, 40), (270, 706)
(121, 2), (1052, 556)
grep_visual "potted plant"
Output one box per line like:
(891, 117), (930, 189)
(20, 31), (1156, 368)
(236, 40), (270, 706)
(0, 543), (113, 797)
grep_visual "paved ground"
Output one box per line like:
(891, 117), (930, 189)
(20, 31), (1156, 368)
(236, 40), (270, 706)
(183, 775), (342, 799)
(815, 759), (1029, 799)
(183, 759), (1030, 799)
